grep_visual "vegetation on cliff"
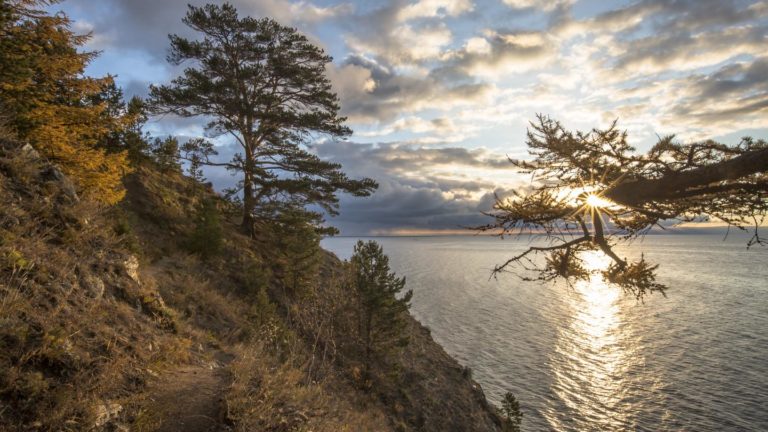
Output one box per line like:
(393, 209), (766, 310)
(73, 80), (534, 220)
(0, 0), (131, 204)
(0, 1), (503, 430)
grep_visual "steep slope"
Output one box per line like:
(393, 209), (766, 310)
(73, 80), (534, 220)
(0, 141), (186, 430)
(1, 138), (503, 431)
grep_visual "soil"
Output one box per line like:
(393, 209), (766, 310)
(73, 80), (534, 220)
(144, 356), (232, 432)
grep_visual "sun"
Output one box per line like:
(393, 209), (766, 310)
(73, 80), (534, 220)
(585, 194), (614, 209)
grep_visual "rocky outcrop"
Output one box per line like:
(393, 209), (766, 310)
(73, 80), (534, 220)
(92, 402), (123, 430)
(391, 318), (503, 431)
(0, 141), (178, 431)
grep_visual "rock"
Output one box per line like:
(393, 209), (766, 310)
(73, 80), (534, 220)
(43, 166), (79, 203)
(82, 275), (105, 298)
(92, 402), (122, 429)
(20, 143), (40, 159)
(123, 255), (140, 284)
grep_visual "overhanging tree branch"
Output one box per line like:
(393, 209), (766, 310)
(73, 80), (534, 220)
(476, 115), (767, 298)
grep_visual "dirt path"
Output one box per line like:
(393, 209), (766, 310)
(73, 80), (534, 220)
(144, 360), (232, 432)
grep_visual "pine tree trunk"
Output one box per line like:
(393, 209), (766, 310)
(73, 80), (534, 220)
(241, 142), (256, 235)
(363, 308), (373, 384)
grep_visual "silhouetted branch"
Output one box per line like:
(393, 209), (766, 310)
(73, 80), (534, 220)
(478, 115), (768, 298)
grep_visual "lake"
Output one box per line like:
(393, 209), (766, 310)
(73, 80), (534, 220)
(322, 234), (768, 431)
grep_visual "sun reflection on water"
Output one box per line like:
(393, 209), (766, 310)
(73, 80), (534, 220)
(544, 251), (635, 430)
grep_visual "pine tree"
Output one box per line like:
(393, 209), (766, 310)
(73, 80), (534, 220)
(90, 82), (152, 161)
(350, 240), (413, 382)
(501, 392), (523, 432)
(0, 0), (131, 204)
(266, 206), (322, 299)
(150, 136), (181, 172)
(477, 115), (767, 298)
(149, 3), (376, 234)
(186, 198), (224, 260)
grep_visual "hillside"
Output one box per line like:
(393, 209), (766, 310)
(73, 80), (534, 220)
(0, 138), (503, 431)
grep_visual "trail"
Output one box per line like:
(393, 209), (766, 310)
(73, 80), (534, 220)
(144, 354), (233, 432)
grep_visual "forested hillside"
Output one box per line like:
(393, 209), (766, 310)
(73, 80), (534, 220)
(0, 1), (505, 430)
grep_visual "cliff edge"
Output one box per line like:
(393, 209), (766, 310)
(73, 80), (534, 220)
(0, 138), (502, 431)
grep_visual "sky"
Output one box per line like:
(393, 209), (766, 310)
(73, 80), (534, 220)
(54, 0), (768, 235)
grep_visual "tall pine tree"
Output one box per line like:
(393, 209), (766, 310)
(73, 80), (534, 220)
(149, 3), (376, 234)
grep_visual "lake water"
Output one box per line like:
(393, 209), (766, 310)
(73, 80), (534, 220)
(322, 234), (768, 431)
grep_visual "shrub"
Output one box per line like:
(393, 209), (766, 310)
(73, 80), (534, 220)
(186, 199), (223, 259)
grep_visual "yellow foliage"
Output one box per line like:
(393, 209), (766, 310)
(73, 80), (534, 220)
(0, 2), (131, 204)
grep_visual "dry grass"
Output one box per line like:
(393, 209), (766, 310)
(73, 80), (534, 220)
(1, 140), (501, 431)
(0, 142), (192, 431)
(226, 343), (392, 432)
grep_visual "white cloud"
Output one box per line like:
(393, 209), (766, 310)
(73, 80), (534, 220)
(346, 22), (454, 64)
(501, 0), (572, 11)
(397, 0), (474, 21)
(286, 1), (354, 23)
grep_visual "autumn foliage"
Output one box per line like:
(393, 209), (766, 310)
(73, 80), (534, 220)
(0, 0), (130, 204)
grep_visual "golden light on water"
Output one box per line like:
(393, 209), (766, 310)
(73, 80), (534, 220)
(545, 250), (638, 429)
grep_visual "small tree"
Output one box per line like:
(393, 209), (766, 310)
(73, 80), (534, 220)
(264, 205), (322, 299)
(186, 198), (224, 259)
(350, 240), (413, 383)
(149, 3), (376, 234)
(500, 392), (523, 432)
(476, 115), (767, 298)
(90, 81), (154, 162)
(150, 136), (181, 172)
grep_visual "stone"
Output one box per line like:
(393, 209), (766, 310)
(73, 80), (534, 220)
(92, 402), (122, 429)
(20, 143), (40, 159)
(82, 275), (105, 298)
(43, 166), (79, 203)
(123, 255), (140, 284)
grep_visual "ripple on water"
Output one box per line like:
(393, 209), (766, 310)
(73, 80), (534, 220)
(322, 235), (768, 431)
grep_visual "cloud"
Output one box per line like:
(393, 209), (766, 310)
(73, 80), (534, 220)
(501, 0), (572, 12)
(311, 140), (522, 234)
(343, 0), (459, 66)
(66, 0), (351, 60)
(665, 57), (768, 131)
(327, 55), (493, 122)
(397, 0), (474, 21)
(347, 22), (454, 64)
(355, 116), (459, 137)
(610, 25), (768, 75)
(437, 29), (558, 79)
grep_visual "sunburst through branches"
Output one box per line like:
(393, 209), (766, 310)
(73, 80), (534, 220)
(475, 115), (767, 299)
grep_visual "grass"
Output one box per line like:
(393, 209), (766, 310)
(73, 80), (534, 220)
(226, 343), (391, 432)
(1, 140), (501, 432)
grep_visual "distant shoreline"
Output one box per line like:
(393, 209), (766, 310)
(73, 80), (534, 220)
(329, 227), (760, 238)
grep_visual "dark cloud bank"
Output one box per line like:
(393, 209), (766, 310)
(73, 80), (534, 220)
(311, 140), (517, 235)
